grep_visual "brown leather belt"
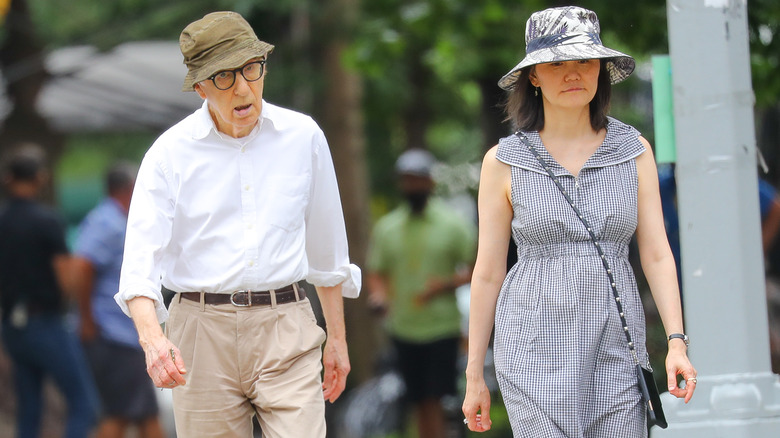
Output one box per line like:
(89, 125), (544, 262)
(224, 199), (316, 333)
(177, 284), (304, 307)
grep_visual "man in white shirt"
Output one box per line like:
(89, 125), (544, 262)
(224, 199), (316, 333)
(114, 11), (360, 438)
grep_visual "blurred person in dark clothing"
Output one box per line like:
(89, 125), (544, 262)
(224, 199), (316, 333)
(73, 162), (165, 438)
(0, 144), (99, 438)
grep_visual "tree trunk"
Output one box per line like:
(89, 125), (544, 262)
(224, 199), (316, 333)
(0, 0), (64, 203)
(320, 0), (378, 387)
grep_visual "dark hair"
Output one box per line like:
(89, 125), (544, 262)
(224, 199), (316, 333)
(503, 60), (613, 132)
(105, 161), (137, 195)
(2, 144), (47, 183)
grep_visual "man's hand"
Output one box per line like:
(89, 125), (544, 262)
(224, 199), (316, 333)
(414, 277), (449, 306)
(321, 337), (350, 402)
(366, 273), (389, 316)
(127, 296), (187, 388)
(142, 336), (187, 388)
(315, 284), (350, 402)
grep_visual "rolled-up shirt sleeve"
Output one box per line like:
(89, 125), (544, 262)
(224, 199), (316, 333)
(304, 130), (361, 298)
(115, 151), (175, 322)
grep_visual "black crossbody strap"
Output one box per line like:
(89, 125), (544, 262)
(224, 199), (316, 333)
(515, 132), (640, 365)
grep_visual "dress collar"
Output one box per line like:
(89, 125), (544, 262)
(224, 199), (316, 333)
(496, 117), (646, 176)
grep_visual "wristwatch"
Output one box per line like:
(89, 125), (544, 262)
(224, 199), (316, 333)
(668, 333), (689, 347)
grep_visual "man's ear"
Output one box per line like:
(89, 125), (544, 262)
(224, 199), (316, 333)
(194, 83), (207, 99)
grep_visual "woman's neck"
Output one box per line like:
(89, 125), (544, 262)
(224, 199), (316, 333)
(539, 104), (595, 140)
(536, 105), (606, 175)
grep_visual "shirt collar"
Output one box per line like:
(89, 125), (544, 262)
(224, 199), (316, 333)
(191, 99), (293, 141)
(258, 100), (297, 131)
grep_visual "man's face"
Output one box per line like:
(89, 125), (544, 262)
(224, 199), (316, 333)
(194, 58), (266, 138)
(399, 174), (434, 195)
(399, 174), (434, 214)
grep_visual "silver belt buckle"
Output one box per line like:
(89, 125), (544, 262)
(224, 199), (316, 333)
(230, 290), (252, 307)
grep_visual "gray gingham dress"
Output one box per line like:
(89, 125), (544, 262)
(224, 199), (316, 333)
(494, 117), (650, 437)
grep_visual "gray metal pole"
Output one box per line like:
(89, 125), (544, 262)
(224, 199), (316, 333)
(654, 0), (780, 435)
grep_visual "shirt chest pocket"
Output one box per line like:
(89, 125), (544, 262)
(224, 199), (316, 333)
(265, 175), (309, 231)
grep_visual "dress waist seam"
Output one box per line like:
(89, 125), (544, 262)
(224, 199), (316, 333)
(516, 241), (629, 259)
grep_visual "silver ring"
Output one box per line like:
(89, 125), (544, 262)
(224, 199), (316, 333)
(463, 418), (469, 425)
(687, 377), (697, 384)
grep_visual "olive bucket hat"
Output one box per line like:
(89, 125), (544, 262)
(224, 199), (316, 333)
(180, 11), (275, 92)
(498, 6), (635, 90)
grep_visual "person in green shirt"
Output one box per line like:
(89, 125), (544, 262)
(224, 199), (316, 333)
(367, 148), (476, 438)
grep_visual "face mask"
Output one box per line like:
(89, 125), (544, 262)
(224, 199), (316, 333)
(403, 192), (430, 214)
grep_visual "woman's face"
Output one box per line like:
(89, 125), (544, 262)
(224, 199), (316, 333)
(530, 59), (600, 109)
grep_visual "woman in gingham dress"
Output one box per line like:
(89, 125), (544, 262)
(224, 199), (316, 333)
(462, 7), (696, 437)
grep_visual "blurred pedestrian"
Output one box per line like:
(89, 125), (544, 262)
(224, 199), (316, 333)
(462, 6), (696, 436)
(114, 11), (360, 438)
(72, 162), (165, 438)
(0, 144), (99, 438)
(368, 149), (476, 438)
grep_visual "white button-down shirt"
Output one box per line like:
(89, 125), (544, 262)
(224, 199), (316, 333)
(116, 100), (360, 322)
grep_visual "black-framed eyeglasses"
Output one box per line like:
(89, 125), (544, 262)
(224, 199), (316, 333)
(208, 60), (266, 90)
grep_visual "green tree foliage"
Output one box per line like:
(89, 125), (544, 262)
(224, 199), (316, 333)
(25, 0), (283, 49)
(345, 0), (542, 200)
(9, 0), (779, 110)
(748, 0), (780, 108)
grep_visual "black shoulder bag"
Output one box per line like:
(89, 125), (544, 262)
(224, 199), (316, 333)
(517, 132), (668, 429)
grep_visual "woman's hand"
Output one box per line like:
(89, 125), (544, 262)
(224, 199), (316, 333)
(462, 376), (493, 432)
(665, 341), (696, 403)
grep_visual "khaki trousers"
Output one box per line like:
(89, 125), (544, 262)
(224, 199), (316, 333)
(166, 294), (327, 438)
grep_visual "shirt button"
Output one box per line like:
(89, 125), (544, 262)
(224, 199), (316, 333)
(247, 223), (254, 230)
(248, 260), (255, 267)
(244, 185), (251, 191)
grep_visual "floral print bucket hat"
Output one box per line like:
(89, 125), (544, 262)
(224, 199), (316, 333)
(498, 6), (635, 90)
